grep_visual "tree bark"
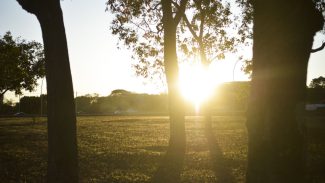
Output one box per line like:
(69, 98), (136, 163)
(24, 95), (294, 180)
(246, 0), (324, 182)
(17, 1), (79, 183)
(0, 94), (4, 112)
(162, 0), (186, 154)
(0, 94), (3, 105)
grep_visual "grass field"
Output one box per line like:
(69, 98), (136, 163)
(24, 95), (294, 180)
(0, 116), (324, 183)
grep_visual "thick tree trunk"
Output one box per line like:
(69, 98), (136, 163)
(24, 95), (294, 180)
(37, 5), (79, 183)
(162, 0), (186, 154)
(246, 0), (324, 182)
(17, 1), (79, 182)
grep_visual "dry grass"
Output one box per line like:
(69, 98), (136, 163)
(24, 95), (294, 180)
(0, 115), (323, 182)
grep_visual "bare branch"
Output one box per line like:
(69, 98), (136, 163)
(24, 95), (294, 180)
(311, 42), (325, 53)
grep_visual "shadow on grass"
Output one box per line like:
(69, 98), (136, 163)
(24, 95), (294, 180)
(204, 116), (235, 183)
(151, 142), (185, 183)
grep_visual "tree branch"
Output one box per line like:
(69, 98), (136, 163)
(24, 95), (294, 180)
(194, 0), (205, 41)
(311, 42), (325, 53)
(148, 2), (162, 12)
(199, 8), (205, 40)
(182, 13), (200, 41)
(173, 0), (188, 25)
(172, 1), (200, 41)
(0, 89), (9, 96)
(16, 0), (43, 15)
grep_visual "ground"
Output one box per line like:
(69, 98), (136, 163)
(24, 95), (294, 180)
(0, 115), (324, 182)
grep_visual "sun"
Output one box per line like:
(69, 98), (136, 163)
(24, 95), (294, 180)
(179, 62), (226, 111)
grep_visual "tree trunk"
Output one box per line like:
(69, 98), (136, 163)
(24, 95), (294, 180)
(17, 1), (79, 182)
(246, 0), (324, 182)
(0, 94), (3, 113)
(0, 94), (3, 106)
(162, 0), (186, 154)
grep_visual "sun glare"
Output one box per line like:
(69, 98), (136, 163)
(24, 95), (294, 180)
(179, 62), (225, 112)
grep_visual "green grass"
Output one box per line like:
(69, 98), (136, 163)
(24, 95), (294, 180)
(0, 116), (324, 182)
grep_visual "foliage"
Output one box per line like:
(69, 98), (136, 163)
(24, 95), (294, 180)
(75, 92), (169, 115)
(19, 95), (47, 115)
(307, 88), (325, 103)
(178, 0), (252, 65)
(107, 0), (252, 82)
(240, 59), (252, 78)
(110, 89), (133, 96)
(10, 82), (252, 115)
(0, 31), (45, 96)
(106, 0), (164, 82)
(237, 0), (325, 75)
(315, 0), (325, 32)
(309, 76), (325, 89)
(0, 101), (16, 115)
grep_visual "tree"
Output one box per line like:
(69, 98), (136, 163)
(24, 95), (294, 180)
(108, 0), (188, 153)
(241, 59), (252, 78)
(178, 0), (250, 66)
(161, 0), (188, 154)
(245, 0), (324, 182)
(176, 1), (251, 128)
(108, 1), (189, 181)
(16, 0), (79, 182)
(309, 76), (325, 89)
(107, 0), (249, 146)
(0, 31), (45, 104)
(110, 89), (132, 96)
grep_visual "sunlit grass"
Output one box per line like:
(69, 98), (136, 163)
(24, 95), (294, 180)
(0, 116), (324, 182)
(0, 116), (248, 183)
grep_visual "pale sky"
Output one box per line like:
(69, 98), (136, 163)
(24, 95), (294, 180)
(1, 0), (325, 101)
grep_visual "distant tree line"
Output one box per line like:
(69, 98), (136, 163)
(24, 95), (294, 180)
(2, 81), (325, 116)
(0, 83), (250, 115)
(75, 90), (169, 115)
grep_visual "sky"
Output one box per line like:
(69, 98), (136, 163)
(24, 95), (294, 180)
(1, 0), (325, 101)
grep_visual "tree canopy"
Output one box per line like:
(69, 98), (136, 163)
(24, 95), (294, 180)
(178, 0), (251, 66)
(0, 31), (45, 96)
(239, 0), (325, 78)
(107, 0), (252, 82)
(309, 76), (325, 89)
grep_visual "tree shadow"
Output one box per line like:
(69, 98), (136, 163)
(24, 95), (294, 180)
(204, 116), (236, 183)
(151, 141), (185, 183)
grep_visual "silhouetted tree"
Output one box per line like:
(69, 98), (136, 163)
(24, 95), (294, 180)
(17, 95), (47, 115)
(309, 76), (325, 89)
(176, 0), (251, 128)
(0, 99), (15, 115)
(110, 89), (132, 96)
(177, 0), (250, 67)
(107, 0), (250, 155)
(0, 31), (45, 104)
(16, 0), (79, 182)
(246, 0), (324, 182)
(107, 0), (188, 156)
(161, 0), (188, 154)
